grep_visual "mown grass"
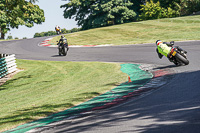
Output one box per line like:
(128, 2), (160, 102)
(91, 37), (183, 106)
(0, 59), (127, 132)
(49, 15), (200, 45)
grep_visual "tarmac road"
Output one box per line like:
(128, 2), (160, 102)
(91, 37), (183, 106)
(0, 38), (200, 133)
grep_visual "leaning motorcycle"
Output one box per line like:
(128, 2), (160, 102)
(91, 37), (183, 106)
(56, 28), (61, 35)
(167, 41), (189, 66)
(58, 42), (68, 56)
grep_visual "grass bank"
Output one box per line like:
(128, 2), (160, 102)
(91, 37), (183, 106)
(0, 59), (127, 132)
(50, 15), (200, 45)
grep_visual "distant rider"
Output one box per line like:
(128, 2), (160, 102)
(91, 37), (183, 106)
(156, 40), (186, 61)
(55, 25), (61, 34)
(58, 35), (69, 51)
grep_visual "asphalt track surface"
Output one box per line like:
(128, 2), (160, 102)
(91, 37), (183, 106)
(0, 38), (200, 133)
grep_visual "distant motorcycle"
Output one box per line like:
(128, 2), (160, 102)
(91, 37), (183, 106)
(166, 41), (189, 66)
(57, 42), (68, 56)
(55, 28), (61, 35)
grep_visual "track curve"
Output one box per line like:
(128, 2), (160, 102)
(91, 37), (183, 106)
(1, 38), (200, 133)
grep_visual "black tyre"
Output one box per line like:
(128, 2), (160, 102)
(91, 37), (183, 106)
(175, 53), (189, 65)
(58, 48), (61, 56)
(62, 47), (67, 56)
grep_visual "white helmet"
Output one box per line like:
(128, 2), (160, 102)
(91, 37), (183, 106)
(156, 40), (162, 46)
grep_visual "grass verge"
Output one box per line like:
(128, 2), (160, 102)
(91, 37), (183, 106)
(0, 59), (127, 132)
(49, 15), (200, 45)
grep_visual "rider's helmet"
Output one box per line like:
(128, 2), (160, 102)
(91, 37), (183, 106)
(61, 35), (64, 39)
(156, 40), (162, 46)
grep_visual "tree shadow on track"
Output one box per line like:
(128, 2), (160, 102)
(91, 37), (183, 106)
(54, 70), (200, 133)
(2, 74), (152, 132)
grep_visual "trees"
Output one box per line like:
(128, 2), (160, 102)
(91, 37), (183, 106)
(174, 0), (200, 15)
(0, 2), (9, 39)
(139, 0), (200, 21)
(61, 0), (200, 30)
(129, 0), (144, 15)
(6, 33), (12, 40)
(61, 28), (70, 34)
(33, 28), (81, 38)
(61, 0), (137, 30)
(151, 0), (200, 16)
(139, 0), (179, 20)
(0, 0), (45, 39)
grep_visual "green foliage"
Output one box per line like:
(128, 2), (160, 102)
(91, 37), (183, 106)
(6, 35), (12, 40)
(61, 28), (81, 34)
(33, 28), (81, 38)
(0, 0), (45, 39)
(173, 0), (200, 15)
(151, 0), (200, 16)
(139, 0), (179, 21)
(44, 31), (56, 36)
(70, 28), (80, 33)
(61, 0), (137, 30)
(61, 28), (70, 34)
(151, 0), (179, 9)
(129, 0), (144, 15)
(61, 0), (200, 29)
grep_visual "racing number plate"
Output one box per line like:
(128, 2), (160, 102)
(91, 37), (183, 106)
(172, 51), (177, 56)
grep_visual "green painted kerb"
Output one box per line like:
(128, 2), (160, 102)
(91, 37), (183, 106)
(4, 64), (153, 133)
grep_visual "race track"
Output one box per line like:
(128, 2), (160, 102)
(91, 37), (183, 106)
(0, 38), (200, 133)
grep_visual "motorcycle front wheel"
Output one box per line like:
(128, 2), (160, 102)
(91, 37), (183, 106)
(62, 47), (67, 56)
(58, 48), (62, 56)
(175, 53), (189, 65)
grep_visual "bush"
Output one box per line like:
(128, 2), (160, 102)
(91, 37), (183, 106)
(70, 28), (81, 33)
(33, 28), (82, 38)
(174, 0), (200, 16)
(7, 35), (13, 40)
(61, 28), (70, 34)
(139, 0), (179, 21)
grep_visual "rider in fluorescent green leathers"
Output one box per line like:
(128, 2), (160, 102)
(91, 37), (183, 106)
(156, 40), (171, 58)
(156, 40), (187, 62)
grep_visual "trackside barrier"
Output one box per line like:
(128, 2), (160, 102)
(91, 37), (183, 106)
(0, 54), (17, 78)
